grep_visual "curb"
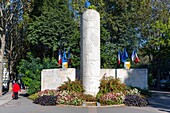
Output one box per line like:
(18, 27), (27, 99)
(56, 104), (126, 108)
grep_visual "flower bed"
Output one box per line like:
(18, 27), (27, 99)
(28, 77), (149, 107)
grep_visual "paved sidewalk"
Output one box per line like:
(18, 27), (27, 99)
(147, 90), (170, 113)
(0, 90), (27, 106)
(0, 92), (12, 106)
(0, 90), (170, 113)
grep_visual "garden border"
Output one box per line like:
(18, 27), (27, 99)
(56, 104), (125, 108)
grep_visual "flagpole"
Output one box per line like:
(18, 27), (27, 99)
(115, 68), (117, 79)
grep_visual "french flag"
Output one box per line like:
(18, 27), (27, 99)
(131, 49), (140, 63)
(118, 50), (121, 65)
(58, 50), (62, 65)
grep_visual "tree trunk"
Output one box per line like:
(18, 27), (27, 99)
(156, 61), (161, 89)
(0, 34), (5, 95)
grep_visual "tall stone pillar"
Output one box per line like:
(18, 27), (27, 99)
(80, 9), (100, 96)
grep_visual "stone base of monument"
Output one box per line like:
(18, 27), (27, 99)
(82, 102), (125, 107)
(82, 102), (100, 106)
(98, 104), (125, 107)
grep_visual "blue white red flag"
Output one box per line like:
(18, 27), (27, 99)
(58, 50), (62, 65)
(131, 49), (140, 63)
(118, 50), (121, 65)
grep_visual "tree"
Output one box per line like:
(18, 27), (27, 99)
(70, 0), (141, 68)
(5, 0), (28, 81)
(94, 0), (145, 68)
(0, 0), (32, 94)
(0, 0), (19, 95)
(17, 0), (82, 93)
(17, 0), (170, 91)
(18, 52), (58, 94)
(26, 0), (80, 68)
(139, 0), (170, 88)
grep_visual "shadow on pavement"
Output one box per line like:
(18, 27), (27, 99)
(19, 93), (29, 97)
(2, 91), (8, 95)
(148, 90), (170, 113)
(159, 109), (170, 113)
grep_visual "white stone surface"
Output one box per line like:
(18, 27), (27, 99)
(117, 69), (148, 89)
(80, 9), (100, 95)
(100, 69), (115, 78)
(100, 69), (148, 89)
(41, 68), (148, 92)
(83, 76), (100, 95)
(41, 68), (75, 91)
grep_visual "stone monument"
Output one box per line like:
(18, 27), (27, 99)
(80, 9), (100, 96)
(41, 68), (75, 91)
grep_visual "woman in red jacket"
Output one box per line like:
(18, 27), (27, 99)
(12, 81), (21, 100)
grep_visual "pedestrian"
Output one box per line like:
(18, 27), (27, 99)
(12, 80), (21, 100)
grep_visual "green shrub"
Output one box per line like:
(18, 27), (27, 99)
(28, 93), (39, 101)
(97, 76), (126, 99)
(138, 88), (152, 98)
(80, 94), (96, 102)
(88, 5), (97, 10)
(148, 74), (153, 87)
(58, 77), (85, 93)
(17, 52), (58, 95)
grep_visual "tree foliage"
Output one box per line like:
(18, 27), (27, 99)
(27, 0), (80, 67)
(17, 52), (58, 94)
(15, 0), (170, 91)
(0, 0), (32, 94)
(137, 0), (170, 86)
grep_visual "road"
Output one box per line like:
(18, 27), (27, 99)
(0, 90), (170, 113)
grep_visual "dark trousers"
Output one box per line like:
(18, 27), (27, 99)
(13, 92), (18, 99)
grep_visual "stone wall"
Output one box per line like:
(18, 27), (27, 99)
(41, 68), (75, 91)
(41, 68), (148, 91)
(101, 69), (148, 89)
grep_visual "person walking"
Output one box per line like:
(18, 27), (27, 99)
(12, 80), (21, 100)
